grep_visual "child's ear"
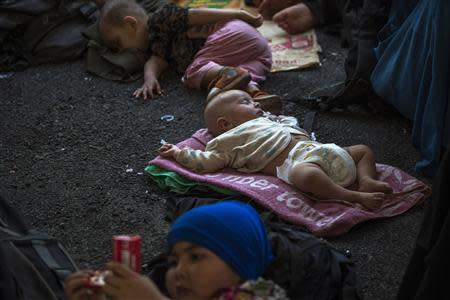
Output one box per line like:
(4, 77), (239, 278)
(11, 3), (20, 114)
(217, 117), (231, 132)
(123, 16), (138, 30)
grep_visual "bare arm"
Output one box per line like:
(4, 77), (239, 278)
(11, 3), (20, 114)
(144, 55), (168, 84)
(188, 8), (263, 27)
(133, 55), (168, 100)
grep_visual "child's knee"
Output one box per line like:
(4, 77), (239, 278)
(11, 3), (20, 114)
(357, 144), (372, 153)
(357, 144), (375, 159)
(347, 144), (373, 159)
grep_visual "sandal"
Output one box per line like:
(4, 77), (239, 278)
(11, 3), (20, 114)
(207, 67), (251, 102)
(249, 90), (282, 114)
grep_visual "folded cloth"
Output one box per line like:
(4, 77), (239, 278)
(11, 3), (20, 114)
(147, 129), (431, 237)
(146, 165), (236, 195)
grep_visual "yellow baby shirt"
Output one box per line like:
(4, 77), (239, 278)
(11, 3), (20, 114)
(175, 115), (310, 173)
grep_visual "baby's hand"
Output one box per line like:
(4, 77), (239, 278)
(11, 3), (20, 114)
(133, 77), (163, 100)
(159, 143), (181, 158)
(239, 9), (264, 27)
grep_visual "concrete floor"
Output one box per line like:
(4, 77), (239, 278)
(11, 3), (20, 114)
(0, 29), (430, 299)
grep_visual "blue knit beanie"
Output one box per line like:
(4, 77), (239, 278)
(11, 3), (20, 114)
(167, 201), (274, 280)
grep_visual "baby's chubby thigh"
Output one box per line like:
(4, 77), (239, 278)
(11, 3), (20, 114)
(276, 142), (357, 186)
(276, 141), (319, 184)
(301, 143), (357, 187)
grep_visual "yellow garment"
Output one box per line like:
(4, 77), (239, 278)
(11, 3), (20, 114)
(175, 115), (310, 173)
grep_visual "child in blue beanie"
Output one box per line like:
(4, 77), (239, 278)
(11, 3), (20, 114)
(65, 201), (289, 300)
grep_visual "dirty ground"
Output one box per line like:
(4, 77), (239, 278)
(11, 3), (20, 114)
(0, 31), (429, 299)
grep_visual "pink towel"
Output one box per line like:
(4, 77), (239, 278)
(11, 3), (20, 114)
(149, 129), (431, 237)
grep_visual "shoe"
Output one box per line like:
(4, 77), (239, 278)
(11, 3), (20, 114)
(250, 90), (282, 115)
(206, 67), (251, 102)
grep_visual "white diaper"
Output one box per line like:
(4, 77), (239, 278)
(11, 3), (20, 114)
(276, 141), (357, 187)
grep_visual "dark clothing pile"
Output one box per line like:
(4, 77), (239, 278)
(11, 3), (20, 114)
(0, 0), (98, 71)
(397, 145), (450, 299)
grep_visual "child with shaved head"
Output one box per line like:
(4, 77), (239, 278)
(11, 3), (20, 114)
(160, 90), (392, 210)
(98, 0), (281, 112)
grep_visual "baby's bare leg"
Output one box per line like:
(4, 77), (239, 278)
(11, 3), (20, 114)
(345, 145), (392, 194)
(289, 162), (385, 210)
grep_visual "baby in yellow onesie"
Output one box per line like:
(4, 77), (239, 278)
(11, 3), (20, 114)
(159, 90), (392, 210)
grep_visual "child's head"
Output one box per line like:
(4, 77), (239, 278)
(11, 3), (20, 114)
(98, 0), (149, 51)
(165, 201), (273, 300)
(204, 90), (263, 136)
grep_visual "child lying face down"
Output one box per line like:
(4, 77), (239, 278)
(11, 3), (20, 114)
(159, 90), (393, 210)
(97, 0), (280, 112)
(65, 201), (286, 300)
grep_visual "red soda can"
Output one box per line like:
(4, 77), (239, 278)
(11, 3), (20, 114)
(112, 235), (142, 273)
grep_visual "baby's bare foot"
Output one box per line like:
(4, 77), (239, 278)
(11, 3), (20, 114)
(359, 178), (393, 194)
(353, 192), (385, 210)
(272, 3), (318, 34)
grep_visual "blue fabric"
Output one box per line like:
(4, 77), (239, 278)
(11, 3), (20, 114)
(167, 201), (274, 280)
(371, 0), (450, 177)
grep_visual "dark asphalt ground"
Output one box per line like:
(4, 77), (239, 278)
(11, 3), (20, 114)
(0, 30), (431, 299)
